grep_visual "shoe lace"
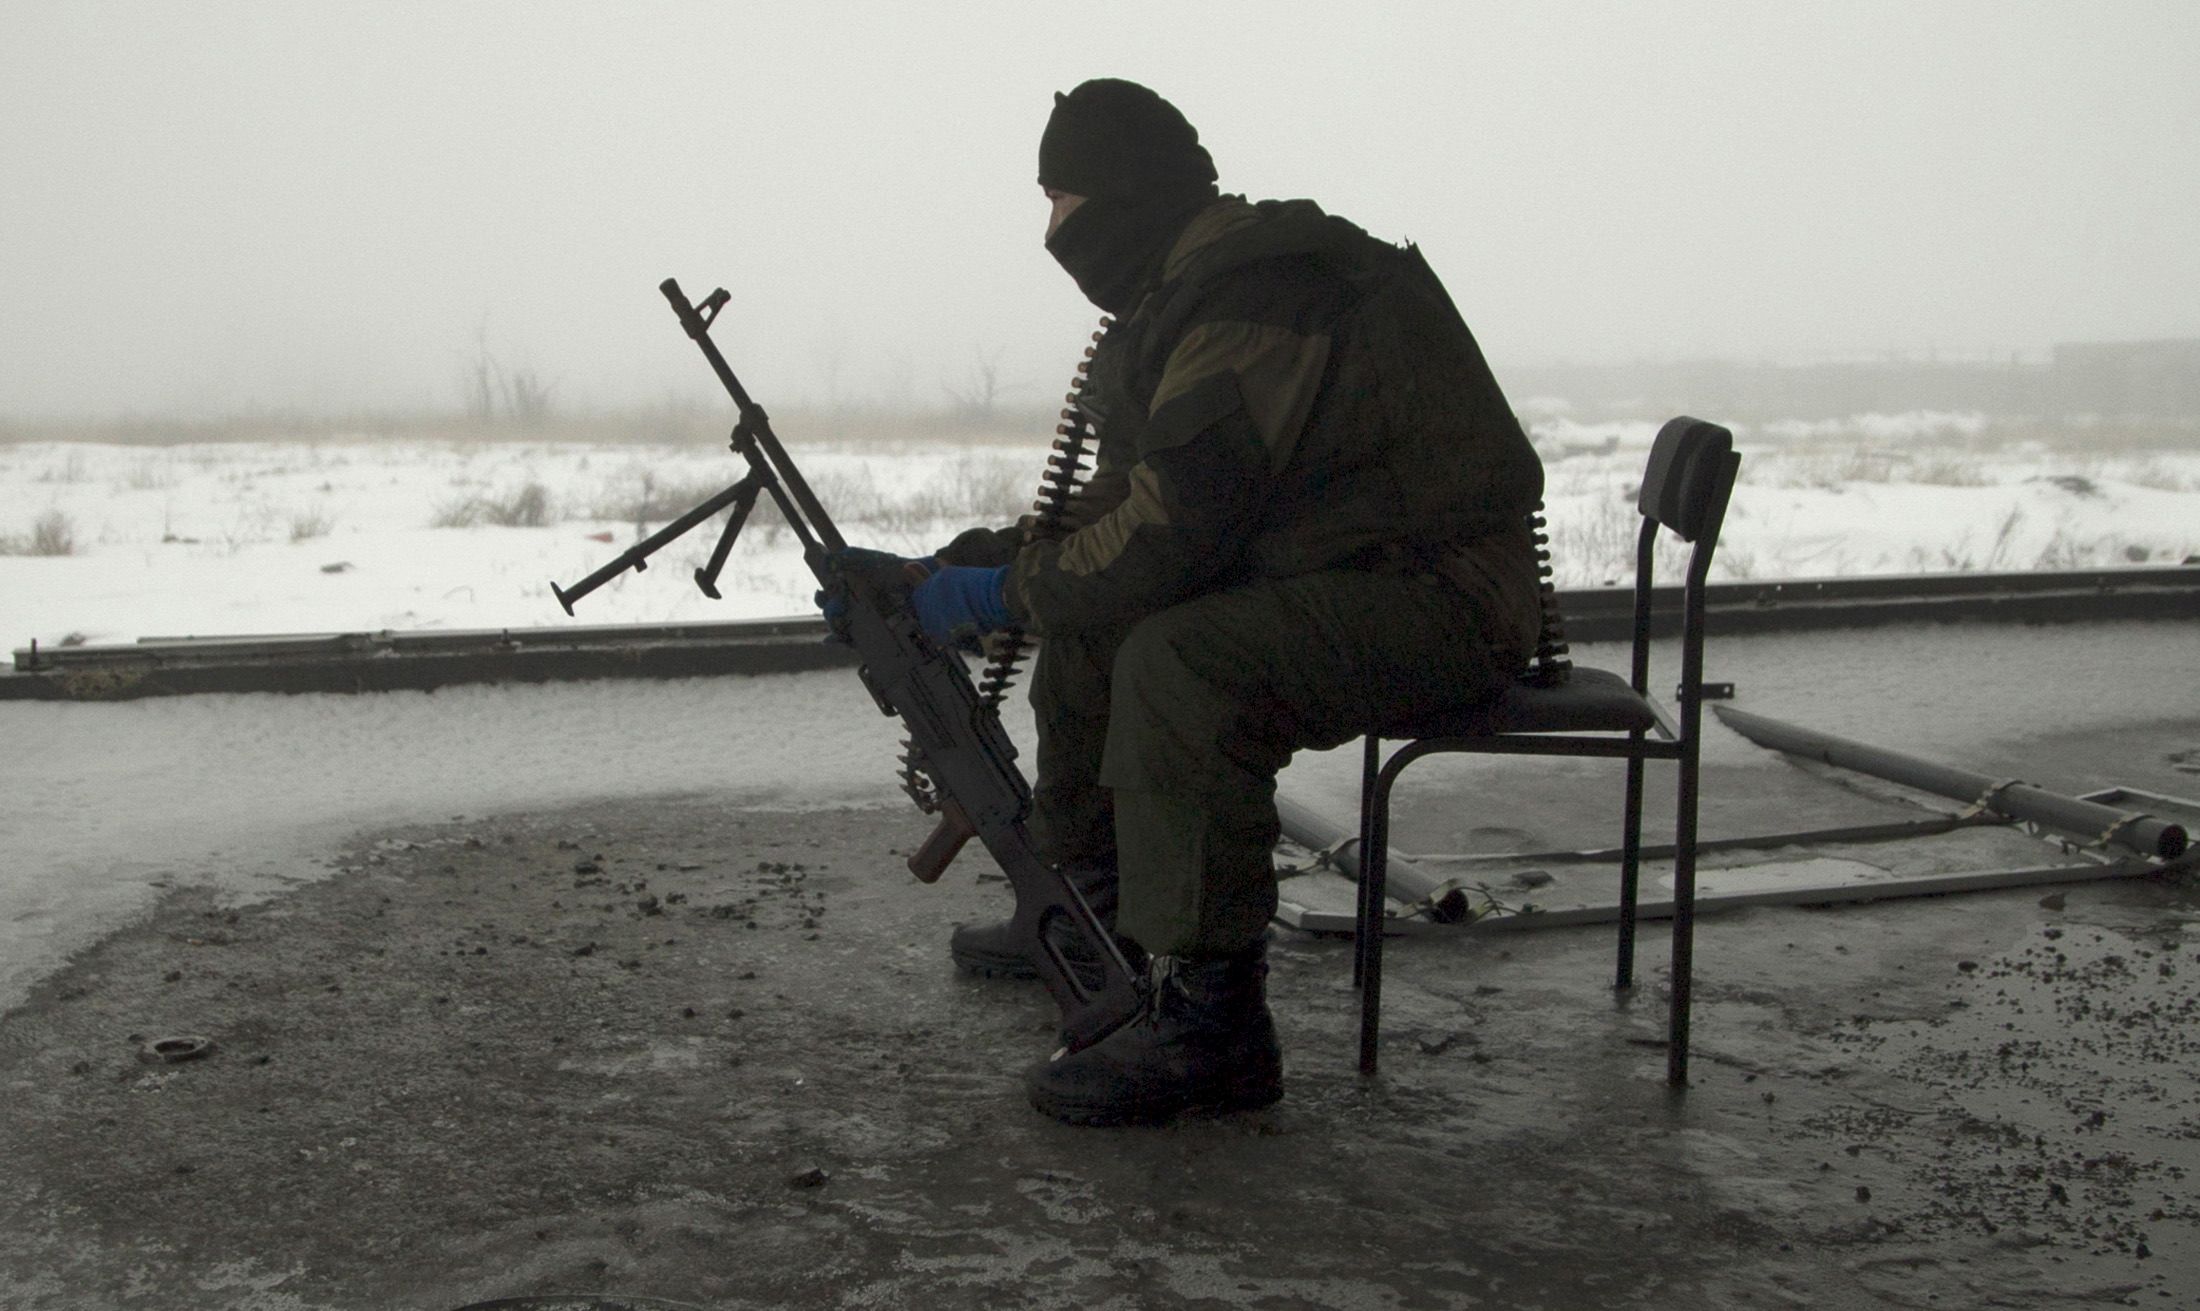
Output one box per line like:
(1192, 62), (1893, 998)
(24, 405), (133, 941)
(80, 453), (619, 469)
(1141, 956), (1192, 1030)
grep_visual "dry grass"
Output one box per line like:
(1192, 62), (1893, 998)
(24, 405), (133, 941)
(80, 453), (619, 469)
(430, 482), (552, 529)
(1908, 455), (1994, 487)
(1, 509), (78, 556)
(1541, 487), (1698, 588)
(2123, 459), (2195, 493)
(587, 471), (735, 525)
(288, 509), (336, 543)
(578, 454), (1032, 542)
(1906, 505), (2027, 573)
(119, 458), (179, 491)
(872, 455), (1030, 532)
(32, 449), (90, 483)
(1980, 416), (2200, 455)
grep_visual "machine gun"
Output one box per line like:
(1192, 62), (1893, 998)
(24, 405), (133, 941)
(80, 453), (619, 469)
(550, 279), (1146, 1053)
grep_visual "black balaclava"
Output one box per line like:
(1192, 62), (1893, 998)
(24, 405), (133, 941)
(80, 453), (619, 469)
(1038, 79), (1220, 314)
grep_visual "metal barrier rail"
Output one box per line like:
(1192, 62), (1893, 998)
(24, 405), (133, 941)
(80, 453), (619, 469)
(7, 565), (2198, 701)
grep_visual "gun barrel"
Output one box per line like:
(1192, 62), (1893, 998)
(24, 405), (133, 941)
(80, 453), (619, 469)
(660, 279), (847, 556)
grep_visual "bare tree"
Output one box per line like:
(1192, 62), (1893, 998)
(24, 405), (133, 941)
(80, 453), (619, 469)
(458, 318), (557, 424)
(943, 344), (1007, 421)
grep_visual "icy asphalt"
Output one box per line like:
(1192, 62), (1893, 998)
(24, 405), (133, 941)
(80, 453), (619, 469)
(6, 619), (2196, 1015)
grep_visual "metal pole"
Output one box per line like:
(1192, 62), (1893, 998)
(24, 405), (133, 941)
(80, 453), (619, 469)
(1275, 792), (1488, 923)
(1713, 706), (2187, 860)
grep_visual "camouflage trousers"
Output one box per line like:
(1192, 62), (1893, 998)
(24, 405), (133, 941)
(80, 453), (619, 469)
(1025, 568), (1518, 957)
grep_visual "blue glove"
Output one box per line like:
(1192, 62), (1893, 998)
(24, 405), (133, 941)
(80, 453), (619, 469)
(815, 548), (938, 625)
(910, 565), (1010, 645)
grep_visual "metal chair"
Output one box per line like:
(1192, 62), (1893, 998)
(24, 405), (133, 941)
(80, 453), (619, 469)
(1352, 415), (1741, 1086)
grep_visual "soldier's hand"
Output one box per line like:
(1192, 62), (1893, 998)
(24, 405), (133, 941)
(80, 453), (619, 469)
(910, 565), (1009, 648)
(816, 547), (938, 635)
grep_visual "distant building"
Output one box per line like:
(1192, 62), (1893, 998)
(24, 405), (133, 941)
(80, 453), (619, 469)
(2049, 340), (2200, 418)
(1507, 340), (2200, 422)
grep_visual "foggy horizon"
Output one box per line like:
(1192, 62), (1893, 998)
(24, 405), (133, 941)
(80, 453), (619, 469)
(5, 1), (2197, 421)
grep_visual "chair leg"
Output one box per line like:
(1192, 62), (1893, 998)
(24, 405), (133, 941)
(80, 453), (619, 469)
(1358, 761), (1399, 1077)
(1616, 740), (1647, 990)
(1667, 738), (1702, 1088)
(1353, 735), (1379, 989)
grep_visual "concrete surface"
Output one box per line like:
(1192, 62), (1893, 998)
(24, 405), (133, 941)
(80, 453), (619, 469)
(2, 618), (2196, 1308)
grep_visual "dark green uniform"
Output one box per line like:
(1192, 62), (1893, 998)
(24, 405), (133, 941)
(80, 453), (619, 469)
(967, 195), (1545, 957)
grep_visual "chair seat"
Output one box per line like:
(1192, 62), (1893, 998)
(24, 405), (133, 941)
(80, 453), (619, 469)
(1383, 665), (1659, 738)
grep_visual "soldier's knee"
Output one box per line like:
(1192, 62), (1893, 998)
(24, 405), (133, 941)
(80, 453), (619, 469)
(1109, 607), (1210, 707)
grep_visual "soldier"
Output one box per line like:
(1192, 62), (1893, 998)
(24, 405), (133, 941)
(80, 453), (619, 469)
(901, 78), (1546, 1124)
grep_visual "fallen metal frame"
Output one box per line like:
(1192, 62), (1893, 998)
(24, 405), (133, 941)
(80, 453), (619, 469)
(1713, 706), (2188, 860)
(1277, 846), (2195, 937)
(1273, 782), (2200, 937)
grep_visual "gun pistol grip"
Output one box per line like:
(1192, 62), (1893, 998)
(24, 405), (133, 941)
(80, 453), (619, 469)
(907, 801), (976, 884)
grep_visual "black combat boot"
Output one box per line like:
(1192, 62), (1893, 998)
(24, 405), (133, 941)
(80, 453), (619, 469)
(949, 864), (1120, 979)
(1023, 943), (1283, 1126)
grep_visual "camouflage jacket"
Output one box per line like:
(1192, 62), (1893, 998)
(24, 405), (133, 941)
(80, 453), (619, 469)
(976, 195), (1546, 660)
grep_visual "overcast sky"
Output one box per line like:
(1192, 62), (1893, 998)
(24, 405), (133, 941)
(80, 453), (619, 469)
(4, 1), (2196, 419)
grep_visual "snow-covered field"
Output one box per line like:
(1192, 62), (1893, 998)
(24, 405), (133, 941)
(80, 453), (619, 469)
(3, 410), (2196, 649)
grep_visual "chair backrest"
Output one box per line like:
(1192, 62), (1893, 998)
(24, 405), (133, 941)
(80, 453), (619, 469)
(1637, 417), (1736, 543)
(1626, 416), (1740, 705)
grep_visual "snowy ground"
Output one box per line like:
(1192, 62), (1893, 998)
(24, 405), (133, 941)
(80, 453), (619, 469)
(3, 409), (2195, 650)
